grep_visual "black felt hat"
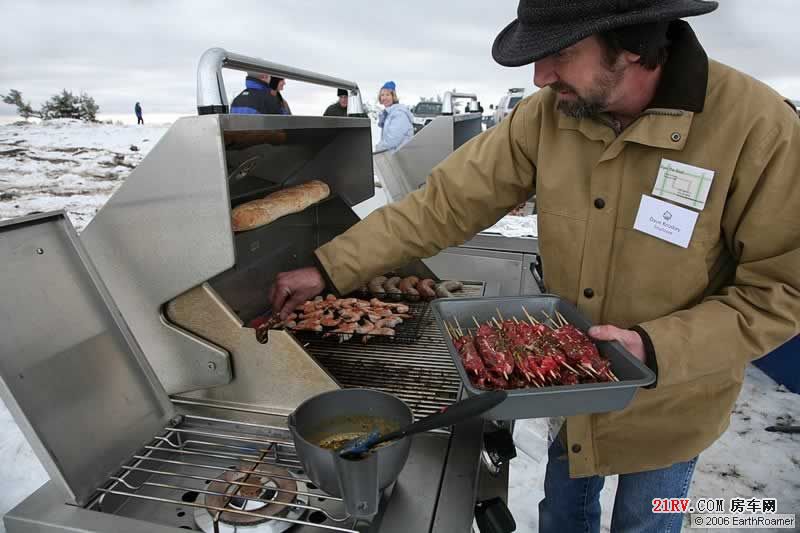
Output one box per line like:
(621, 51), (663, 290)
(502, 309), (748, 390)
(492, 0), (718, 67)
(337, 88), (348, 97)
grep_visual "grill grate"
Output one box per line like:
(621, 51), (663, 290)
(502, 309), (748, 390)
(306, 283), (484, 421)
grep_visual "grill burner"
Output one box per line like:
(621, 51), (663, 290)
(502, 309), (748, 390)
(205, 465), (296, 524)
(195, 464), (310, 532)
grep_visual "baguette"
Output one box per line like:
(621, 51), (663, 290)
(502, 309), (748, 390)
(232, 180), (330, 232)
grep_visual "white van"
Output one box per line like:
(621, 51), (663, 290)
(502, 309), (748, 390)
(490, 87), (536, 127)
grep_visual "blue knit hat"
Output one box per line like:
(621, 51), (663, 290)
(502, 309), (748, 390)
(381, 81), (397, 91)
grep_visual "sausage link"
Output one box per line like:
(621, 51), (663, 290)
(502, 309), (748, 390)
(383, 276), (402, 294)
(368, 276), (388, 295)
(417, 278), (436, 299)
(398, 276), (420, 296)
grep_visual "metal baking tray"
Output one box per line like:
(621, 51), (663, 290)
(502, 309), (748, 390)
(430, 295), (656, 420)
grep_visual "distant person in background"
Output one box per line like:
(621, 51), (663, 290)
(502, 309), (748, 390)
(269, 77), (291, 115)
(324, 89), (349, 117)
(231, 72), (275, 114)
(134, 102), (143, 124)
(375, 81), (414, 152)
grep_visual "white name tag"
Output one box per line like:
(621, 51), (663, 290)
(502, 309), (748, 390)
(652, 158), (714, 211)
(633, 195), (698, 248)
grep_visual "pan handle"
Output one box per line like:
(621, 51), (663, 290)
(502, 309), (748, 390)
(196, 47), (365, 116)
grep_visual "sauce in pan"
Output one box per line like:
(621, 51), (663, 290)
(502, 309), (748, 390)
(311, 415), (400, 452)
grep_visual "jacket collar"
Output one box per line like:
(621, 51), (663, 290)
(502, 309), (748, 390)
(647, 20), (708, 113)
(245, 77), (269, 91)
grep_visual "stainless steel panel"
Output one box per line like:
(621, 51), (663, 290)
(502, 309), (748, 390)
(0, 212), (174, 506)
(81, 116), (235, 395)
(431, 414), (483, 533)
(166, 283), (340, 417)
(423, 247), (524, 297)
(463, 232), (539, 254)
(521, 253), (543, 295)
(5, 482), (186, 533)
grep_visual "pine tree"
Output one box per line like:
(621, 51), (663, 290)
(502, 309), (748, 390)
(1, 89), (38, 119)
(77, 92), (99, 122)
(40, 90), (81, 120)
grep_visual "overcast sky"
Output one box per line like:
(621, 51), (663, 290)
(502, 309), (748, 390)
(1, 0), (798, 123)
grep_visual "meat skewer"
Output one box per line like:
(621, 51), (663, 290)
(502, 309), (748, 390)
(450, 311), (618, 390)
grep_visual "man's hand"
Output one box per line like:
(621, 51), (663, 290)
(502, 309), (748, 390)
(588, 325), (646, 363)
(268, 267), (326, 320)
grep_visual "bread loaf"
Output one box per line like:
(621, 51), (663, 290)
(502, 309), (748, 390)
(231, 180), (331, 232)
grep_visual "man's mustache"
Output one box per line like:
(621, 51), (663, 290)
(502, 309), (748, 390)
(549, 82), (577, 94)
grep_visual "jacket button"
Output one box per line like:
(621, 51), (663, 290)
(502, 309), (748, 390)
(671, 132), (682, 142)
(594, 198), (605, 209)
(583, 288), (594, 298)
(572, 444), (582, 453)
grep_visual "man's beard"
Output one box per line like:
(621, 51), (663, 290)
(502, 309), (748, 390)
(552, 66), (624, 119)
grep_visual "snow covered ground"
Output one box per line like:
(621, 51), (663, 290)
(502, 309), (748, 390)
(0, 120), (797, 532)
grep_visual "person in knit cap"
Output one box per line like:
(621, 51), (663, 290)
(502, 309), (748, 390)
(324, 89), (349, 117)
(374, 81), (414, 151)
(269, 4), (800, 530)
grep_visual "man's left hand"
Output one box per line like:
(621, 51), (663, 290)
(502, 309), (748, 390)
(588, 325), (646, 363)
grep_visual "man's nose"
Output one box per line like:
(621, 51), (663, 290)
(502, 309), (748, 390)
(533, 58), (557, 88)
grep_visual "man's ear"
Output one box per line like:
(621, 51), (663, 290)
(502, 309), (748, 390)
(621, 50), (642, 66)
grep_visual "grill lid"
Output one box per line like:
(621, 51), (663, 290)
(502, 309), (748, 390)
(0, 212), (174, 506)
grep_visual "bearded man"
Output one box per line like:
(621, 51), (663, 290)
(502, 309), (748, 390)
(269, 1), (800, 531)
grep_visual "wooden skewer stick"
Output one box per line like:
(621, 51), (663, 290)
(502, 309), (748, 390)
(472, 316), (481, 329)
(492, 317), (502, 328)
(444, 322), (454, 339)
(541, 311), (560, 329)
(522, 306), (536, 325)
(582, 364), (599, 377)
(607, 370), (620, 382)
(512, 316), (520, 324)
(454, 317), (464, 337)
(555, 310), (569, 326)
(550, 370), (559, 380)
(496, 308), (505, 322)
(560, 361), (581, 376)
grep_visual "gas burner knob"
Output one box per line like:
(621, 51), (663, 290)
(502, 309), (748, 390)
(475, 497), (516, 533)
(483, 429), (517, 470)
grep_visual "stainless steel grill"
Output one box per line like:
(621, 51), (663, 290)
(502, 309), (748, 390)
(306, 284), (484, 421)
(0, 49), (507, 533)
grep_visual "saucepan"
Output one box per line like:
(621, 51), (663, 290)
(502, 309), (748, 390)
(288, 388), (506, 520)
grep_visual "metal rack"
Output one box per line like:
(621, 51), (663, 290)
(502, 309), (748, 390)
(87, 413), (359, 532)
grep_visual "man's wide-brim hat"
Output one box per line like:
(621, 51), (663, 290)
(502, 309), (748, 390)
(492, 0), (718, 67)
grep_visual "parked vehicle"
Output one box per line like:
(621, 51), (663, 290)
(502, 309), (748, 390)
(489, 87), (536, 127)
(411, 101), (443, 132)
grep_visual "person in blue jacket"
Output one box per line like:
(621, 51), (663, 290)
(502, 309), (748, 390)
(375, 81), (414, 152)
(231, 72), (283, 115)
(134, 102), (143, 124)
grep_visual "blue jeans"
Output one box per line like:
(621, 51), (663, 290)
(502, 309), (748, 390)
(539, 437), (698, 533)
